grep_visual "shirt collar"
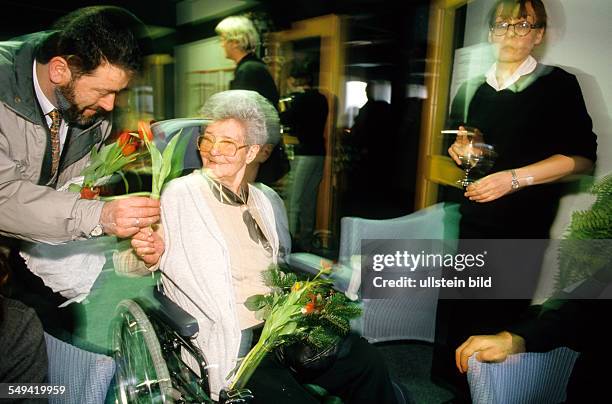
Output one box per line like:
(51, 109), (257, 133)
(32, 59), (56, 115)
(485, 55), (537, 91)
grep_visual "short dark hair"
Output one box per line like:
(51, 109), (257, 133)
(488, 0), (548, 30)
(37, 6), (148, 77)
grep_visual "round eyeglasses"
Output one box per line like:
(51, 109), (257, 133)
(197, 134), (249, 157)
(490, 21), (542, 37)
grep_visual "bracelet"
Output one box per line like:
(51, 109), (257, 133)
(510, 169), (520, 190)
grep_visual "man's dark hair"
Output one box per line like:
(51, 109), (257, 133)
(488, 0), (548, 31)
(37, 6), (148, 77)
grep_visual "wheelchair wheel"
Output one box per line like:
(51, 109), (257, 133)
(112, 299), (178, 403)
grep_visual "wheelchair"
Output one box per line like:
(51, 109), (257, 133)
(111, 280), (214, 403)
(111, 275), (412, 404)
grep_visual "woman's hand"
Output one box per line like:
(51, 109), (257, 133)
(448, 126), (468, 165)
(455, 331), (526, 374)
(131, 227), (164, 267)
(465, 171), (514, 203)
(448, 126), (483, 165)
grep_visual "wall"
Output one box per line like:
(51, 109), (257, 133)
(174, 37), (235, 117)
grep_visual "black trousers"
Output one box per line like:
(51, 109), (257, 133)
(246, 334), (398, 404)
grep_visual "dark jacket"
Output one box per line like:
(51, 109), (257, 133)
(0, 297), (48, 385)
(230, 53), (288, 184)
(230, 53), (279, 107)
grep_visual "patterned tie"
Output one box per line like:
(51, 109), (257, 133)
(48, 109), (61, 177)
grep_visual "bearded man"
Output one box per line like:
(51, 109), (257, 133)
(0, 6), (160, 337)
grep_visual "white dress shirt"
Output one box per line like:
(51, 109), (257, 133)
(485, 55), (538, 92)
(33, 60), (69, 151)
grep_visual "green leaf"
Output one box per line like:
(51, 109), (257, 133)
(168, 128), (192, 182)
(277, 321), (297, 336)
(147, 141), (163, 198)
(244, 294), (267, 312)
(68, 183), (82, 193)
(158, 132), (182, 188)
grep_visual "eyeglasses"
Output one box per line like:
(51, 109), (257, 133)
(197, 134), (249, 157)
(490, 21), (542, 37)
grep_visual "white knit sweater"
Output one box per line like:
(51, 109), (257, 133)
(158, 172), (281, 400)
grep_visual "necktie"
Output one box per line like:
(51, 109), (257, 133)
(48, 109), (61, 177)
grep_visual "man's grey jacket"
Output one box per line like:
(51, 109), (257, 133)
(0, 32), (110, 244)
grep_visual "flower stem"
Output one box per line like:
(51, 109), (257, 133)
(230, 339), (272, 391)
(99, 191), (152, 201)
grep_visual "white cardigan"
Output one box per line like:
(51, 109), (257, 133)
(158, 172), (282, 400)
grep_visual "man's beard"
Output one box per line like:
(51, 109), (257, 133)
(54, 82), (108, 127)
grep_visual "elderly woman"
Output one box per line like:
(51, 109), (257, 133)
(126, 90), (398, 403)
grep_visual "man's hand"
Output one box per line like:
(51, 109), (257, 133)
(100, 197), (160, 238)
(455, 331), (526, 374)
(464, 171), (515, 203)
(131, 227), (164, 267)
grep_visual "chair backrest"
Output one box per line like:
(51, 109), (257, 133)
(336, 202), (460, 298)
(338, 202), (459, 265)
(334, 203), (460, 343)
(468, 347), (580, 404)
(45, 333), (115, 404)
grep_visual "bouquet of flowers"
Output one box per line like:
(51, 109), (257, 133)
(70, 125), (151, 199)
(228, 263), (362, 392)
(71, 120), (183, 200)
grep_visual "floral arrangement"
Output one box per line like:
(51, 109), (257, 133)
(72, 120), (182, 200)
(71, 127), (149, 199)
(228, 263), (362, 391)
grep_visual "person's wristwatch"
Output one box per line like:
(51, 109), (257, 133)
(510, 169), (520, 190)
(90, 223), (105, 237)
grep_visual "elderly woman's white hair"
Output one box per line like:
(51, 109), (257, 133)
(200, 90), (280, 146)
(215, 15), (259, 54)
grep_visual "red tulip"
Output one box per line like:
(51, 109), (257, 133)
(117, 131), (132, 147)
(303, 302), (316, 315)
(80, 186), (100, 200)
(320, 259), (333, 274)
(138, 120), (153, 141)
(121, 143), (137, 156)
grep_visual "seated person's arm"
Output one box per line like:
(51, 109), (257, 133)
(113, 226), (165, 274)
(456, 297), (601, 374)
(455, 331), (526, 374)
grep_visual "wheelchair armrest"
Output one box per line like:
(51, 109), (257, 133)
(154, 288), (200, 337)
(139, 286), (200, 338)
